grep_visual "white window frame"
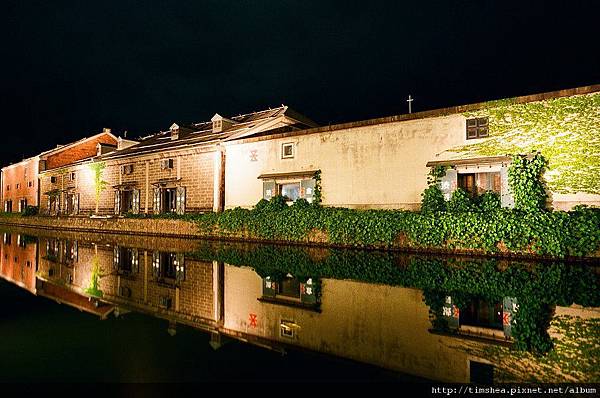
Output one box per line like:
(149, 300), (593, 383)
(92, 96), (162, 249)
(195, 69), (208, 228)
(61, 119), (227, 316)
(281, 143), (294, 159)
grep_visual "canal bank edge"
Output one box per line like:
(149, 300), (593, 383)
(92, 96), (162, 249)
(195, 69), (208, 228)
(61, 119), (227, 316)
(1, 212), (599, 261)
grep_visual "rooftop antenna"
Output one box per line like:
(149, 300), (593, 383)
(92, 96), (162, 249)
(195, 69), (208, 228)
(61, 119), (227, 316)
(407, 95), (414, 114)
(124, 130), (128, 138)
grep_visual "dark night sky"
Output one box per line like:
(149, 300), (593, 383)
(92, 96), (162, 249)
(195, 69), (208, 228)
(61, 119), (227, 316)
(2, 1), (599, 165)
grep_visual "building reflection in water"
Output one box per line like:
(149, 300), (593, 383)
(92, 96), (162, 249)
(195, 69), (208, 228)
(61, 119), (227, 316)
(0, 227), (598, 384)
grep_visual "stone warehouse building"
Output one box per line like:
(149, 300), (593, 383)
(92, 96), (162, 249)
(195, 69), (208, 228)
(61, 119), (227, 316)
(223, 85), (600, 211)
(40, 106), (316, 216)
(2, 130), (119, 214)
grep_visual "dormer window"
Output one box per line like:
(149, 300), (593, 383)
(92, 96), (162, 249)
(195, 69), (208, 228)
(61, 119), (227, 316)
(211, 113), (236, 133)
(170, 123), (179, 140)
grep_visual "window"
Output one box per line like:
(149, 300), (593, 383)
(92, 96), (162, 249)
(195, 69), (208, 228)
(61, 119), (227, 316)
(3, 233), (11, 245)
(458, 173), (476, 197)
(121, 164), (134, 175)
(152, 251), (185, 284)
(281, 143), (294, 159)
(262, 176), (316, 203)
(466, 117), (489, 139)
(280, 183), (301, 202)
(50, 176), (57, 183)
(160, 159), (174, 170)
(261, 276), (319, 309)
(280, 320), (296, 338)
(4, 200), (12, 212)
(5, 185), (9, 191)
(63, 240), (78, 264)
(16, 183), (20, 189)
(28, 181), (33, 188)
(460, 298), (503, 330)
(114, 246), (138, 276)
(69, 172), (76, 181)
(470, 361), (494, 384)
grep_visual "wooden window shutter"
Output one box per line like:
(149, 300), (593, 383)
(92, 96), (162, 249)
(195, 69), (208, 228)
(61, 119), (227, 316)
(176, 187), (186, 215)
(442, 296), (460, 330)
(300, 178), (316, 203)
(114, 190), (121, 215)
(152, 251), (160, 278)
(153, 188), (161, 214)
(477, 117), (489, 138)
(263, 181), (276, 200)
(175, 253), (185, 283)
(500, 166), (514, 208)
(300, 278), (317, 304)
(466, 118), (478, 139)
(262, 276), (277, 297)
(132, 248), (139, 273)
(132, 189), (140, 214)
(438, 169), (457, 201)
(74, 194), (79, 215)
(113, 246), (120, 270)
(502, 297), (518, 338)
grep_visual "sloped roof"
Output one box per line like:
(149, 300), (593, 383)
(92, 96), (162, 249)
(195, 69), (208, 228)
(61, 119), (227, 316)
(99, 106), (316, 160)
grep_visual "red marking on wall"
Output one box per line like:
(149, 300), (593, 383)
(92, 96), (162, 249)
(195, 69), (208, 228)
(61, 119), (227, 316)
(452, 306), (460, 318)
(503, 312), (510, 326)
(249, 150), (258, 162)
(249, 313), (258, 328)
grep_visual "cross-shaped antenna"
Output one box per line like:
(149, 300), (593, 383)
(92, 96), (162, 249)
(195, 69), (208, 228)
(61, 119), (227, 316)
(407, 95), (414, 114)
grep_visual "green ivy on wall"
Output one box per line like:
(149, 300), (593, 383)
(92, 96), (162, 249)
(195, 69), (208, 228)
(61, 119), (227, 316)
(313, 169), (322, 205)
(191, 196), (600, 258)
(509, 152), (548, 211)
(453, 92), (600, 195)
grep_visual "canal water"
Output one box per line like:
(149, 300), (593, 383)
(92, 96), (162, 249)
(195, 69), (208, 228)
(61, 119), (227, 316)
(0, 226), (598, 383)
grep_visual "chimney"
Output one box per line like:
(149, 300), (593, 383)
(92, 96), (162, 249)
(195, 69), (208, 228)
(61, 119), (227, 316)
(170, 123), (179, 140)
(103, 127), (112, 134)
(211, 113), (236, 133)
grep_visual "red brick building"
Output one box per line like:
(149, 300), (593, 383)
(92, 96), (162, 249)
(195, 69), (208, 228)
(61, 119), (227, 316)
(1, 129), (118, 213)
(1, 157), (40, 212)
(0, 232), (37, 293)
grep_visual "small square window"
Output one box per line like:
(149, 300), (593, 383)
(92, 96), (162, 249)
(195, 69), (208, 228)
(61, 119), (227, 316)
(50, 176), (57, 183)
(281, 143), (294, 159)
(280, 320), (295, 338)
(466, 117), (489, 140)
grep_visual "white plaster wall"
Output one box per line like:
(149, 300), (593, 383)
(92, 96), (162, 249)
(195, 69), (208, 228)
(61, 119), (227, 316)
(224, 115), (467, 210)
(223, 265), (477, 382)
